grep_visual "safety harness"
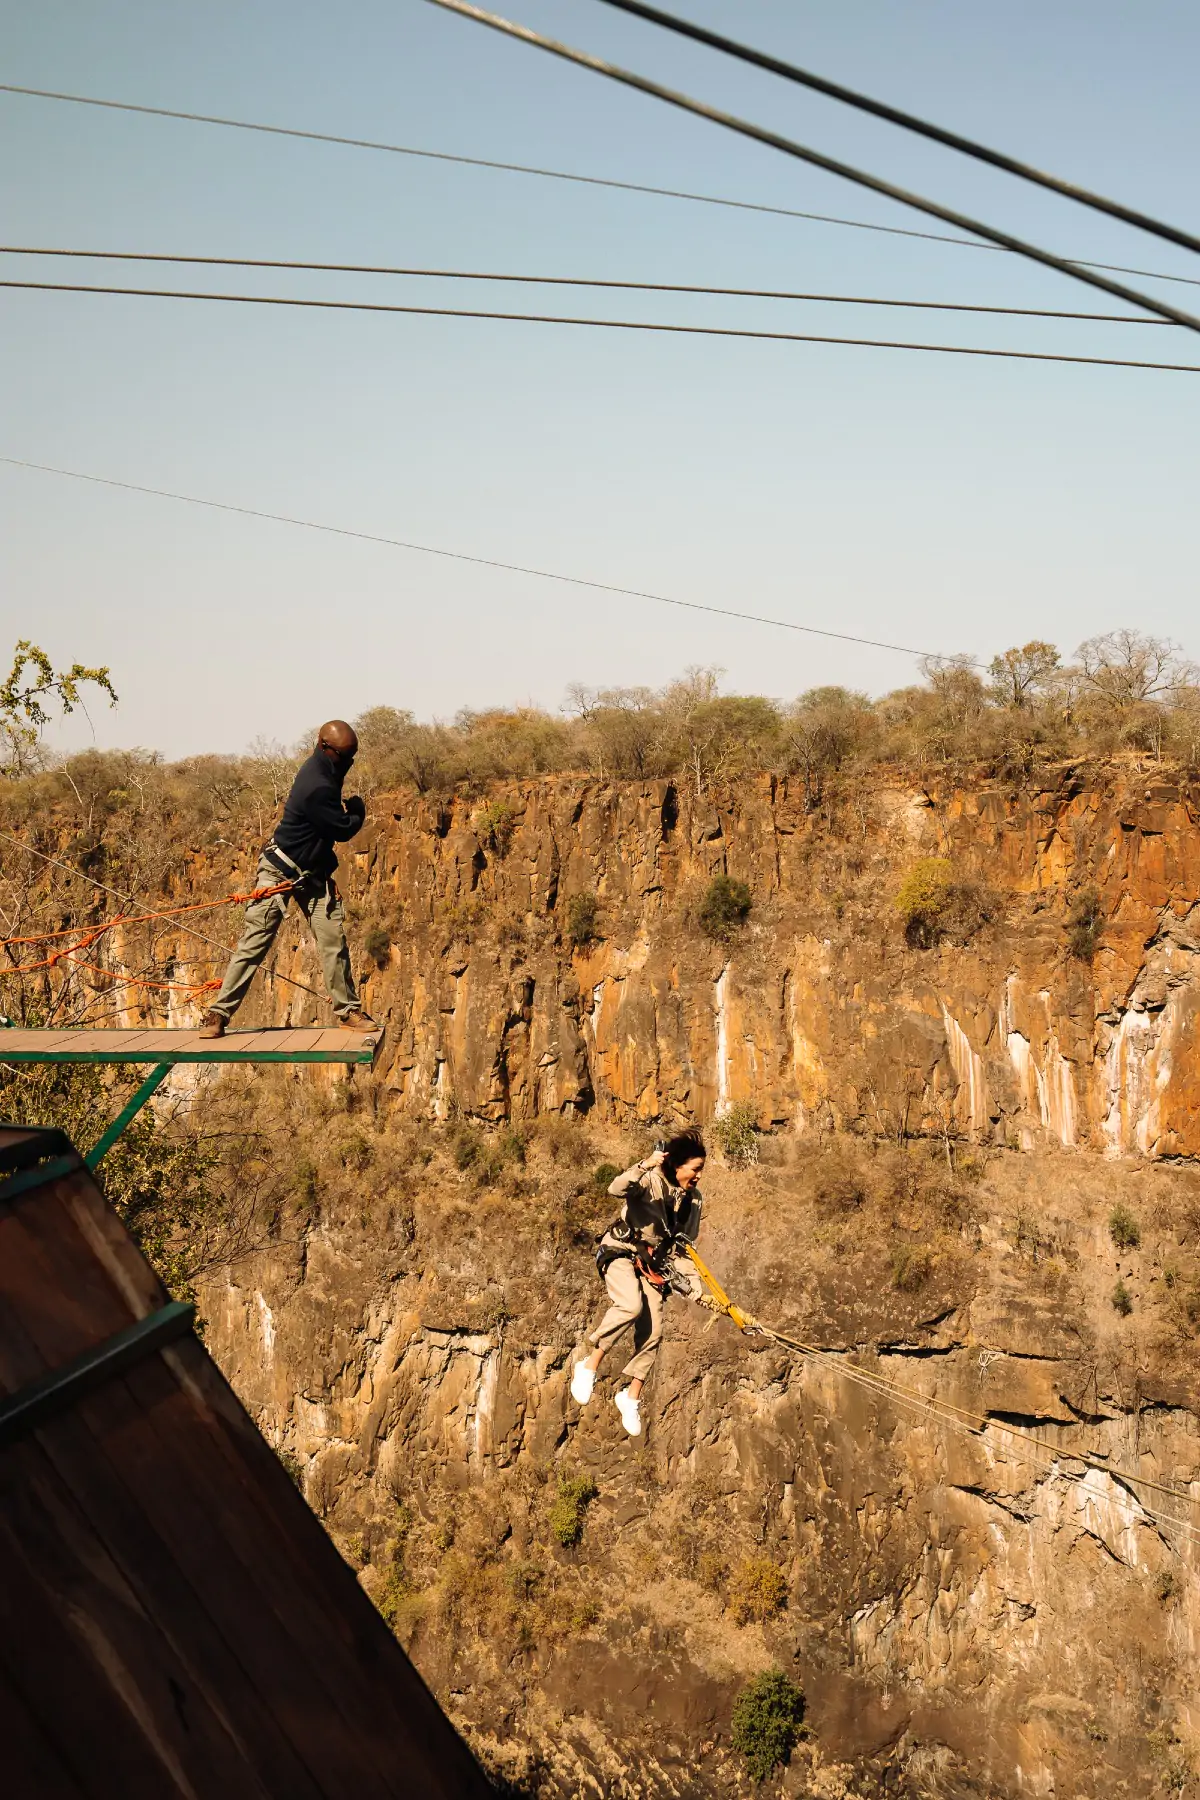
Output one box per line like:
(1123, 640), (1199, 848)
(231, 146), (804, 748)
(595, 1183), (696, 1292)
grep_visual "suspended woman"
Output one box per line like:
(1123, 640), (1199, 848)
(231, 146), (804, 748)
(571, 1129), (711, 1436)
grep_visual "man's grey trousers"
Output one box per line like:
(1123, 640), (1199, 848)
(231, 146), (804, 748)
(208, 852), (361, 1022)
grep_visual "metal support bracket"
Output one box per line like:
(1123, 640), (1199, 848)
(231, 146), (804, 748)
(86, 1063), (171, 1169)
(0, 1300), (196, 1449)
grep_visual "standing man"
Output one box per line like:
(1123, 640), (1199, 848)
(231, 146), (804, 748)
(200, 720), (376, 1038)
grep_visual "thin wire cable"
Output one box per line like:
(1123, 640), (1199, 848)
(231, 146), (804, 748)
(0, 453), (988, 666)
(685, 1246), (1200, 1544)
(595, 0), (1200, 259)
(0, 247), (1171, 325)
(3, 81), (1198, 291)
(775, 1330), (1200, 1549)
(424, 0), (1200, 336)
(6, 279), (1198, 375)
(0, 827), (326, 1003)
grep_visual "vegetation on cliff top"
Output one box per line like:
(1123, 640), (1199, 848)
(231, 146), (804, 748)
(6, 630), (1200, 814)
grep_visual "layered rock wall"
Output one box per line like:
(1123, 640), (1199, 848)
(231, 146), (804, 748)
(149, 768), (1200, 1158)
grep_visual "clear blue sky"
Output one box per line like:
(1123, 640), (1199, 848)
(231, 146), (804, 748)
(3, 1), (1198, 757)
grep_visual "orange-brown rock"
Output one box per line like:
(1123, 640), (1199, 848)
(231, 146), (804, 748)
(134, 768), (1200, 1159)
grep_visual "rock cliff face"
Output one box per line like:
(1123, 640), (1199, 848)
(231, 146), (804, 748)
(170, 768), (1200, 1796)
(176, 766), (1200, 1156)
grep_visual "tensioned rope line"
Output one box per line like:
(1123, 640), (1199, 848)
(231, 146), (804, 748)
(685, 1247), (1200, 1548)
(0, 456), (981, 664)
(424, 1), (1200, 337)
(0, 248), (1171, 326)
(0, 882), (293, 979)
(3, 82), (1198, 291)
(776, 1327), (1200, 1550)
(6, 280), (1198, 375)
(595, 0), (1200, 259)
(0, 827), (327, 1003)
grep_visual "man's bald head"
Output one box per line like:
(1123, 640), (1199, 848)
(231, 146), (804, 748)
(317, 720), (358, 762)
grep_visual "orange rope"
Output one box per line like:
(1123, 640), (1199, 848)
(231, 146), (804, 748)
(0, 880), (294, 976)
(68, 956), (223, 998)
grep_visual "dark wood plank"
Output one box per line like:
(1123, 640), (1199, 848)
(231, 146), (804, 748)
(0, 1494), (196, 1799)
(120, 1346), (489, 1797)
(0, 1162), (490, 1800)
(0, 1171), (143, 1396)
(0, 1446), (270, 1798)
(55, 1164), (167, 1322)
(153, 1343), (493, 1799)
(0, 1660), (89, 1800)
(0, 1278), (326, 1800)
(82, 1362), (416, 1800)
(17, 1416), (328, 1800)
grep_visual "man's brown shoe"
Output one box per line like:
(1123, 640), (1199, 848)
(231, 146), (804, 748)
(199, 1011), (227, 1039)
(339, 1010), (377, 1031)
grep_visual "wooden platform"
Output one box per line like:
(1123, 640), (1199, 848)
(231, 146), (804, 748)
(0, 1122), (491, 1798)
(0, 1027), (381, 1066)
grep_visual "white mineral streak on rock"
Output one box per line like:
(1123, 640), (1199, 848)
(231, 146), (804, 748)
(714, 966), (730, 1114)
(1060, 1465), (1146, 1569)
(472, 1344), (501, 1471)
(1043, 1038), (1078, 1147)
(293, 1394), (329, 1437)
(941, 1005), (987, 1133)
(1103, 1008), (1160, 1155)
(999, 975), (1077, 1147)
(255, 1290), (275, 1358)
(434, 1056), (450, 1121)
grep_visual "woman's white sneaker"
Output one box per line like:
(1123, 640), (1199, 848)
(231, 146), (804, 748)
(570, 1360), (596, 1405)
(614, 1387), (642, 1436)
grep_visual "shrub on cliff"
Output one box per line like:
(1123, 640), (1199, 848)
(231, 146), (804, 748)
(566, 891), (599, 947)
(547, 1473), (598, 1547)
(894, 858), (995, 948)
(895, 858), (954, 947)
(1110, 1204), (1141, 1250)
(698, 874), (752, 941)
(730, 1670), (806, 1783)
(712, 1101), (759, 1165)
(1066, 886), (1103, 961)
(1111, 1280), (1133, 1316)
(727, 1555), (789, 1624)
(362, 924), (391, 969)
(474, 797), (518, 856)
(891, 1243), (933, 1291)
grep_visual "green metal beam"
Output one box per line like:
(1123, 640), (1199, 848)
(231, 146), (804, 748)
(0, 1299), (195, 1447)
(86, 1063), (171, 1168)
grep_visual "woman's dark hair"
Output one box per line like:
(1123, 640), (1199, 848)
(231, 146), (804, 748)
(662, 1129), (706, 1178)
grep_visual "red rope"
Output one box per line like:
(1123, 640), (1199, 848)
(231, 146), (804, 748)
(0, 880), (294, 976)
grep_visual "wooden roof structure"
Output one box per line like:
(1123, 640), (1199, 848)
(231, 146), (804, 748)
(0, 1026), (382, 1065)
(0, 1121), (493, 1799)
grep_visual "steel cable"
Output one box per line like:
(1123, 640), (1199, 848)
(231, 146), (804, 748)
(685, 1247), (1200, 1550)
(0, 247), (1173, 325)
(3, 82), (1198, 290)
(0, 455), (982, 663)
(424, 0), (1200, 336)
(595, 0), (1200, 259)
(6, 279), (1198, 374)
